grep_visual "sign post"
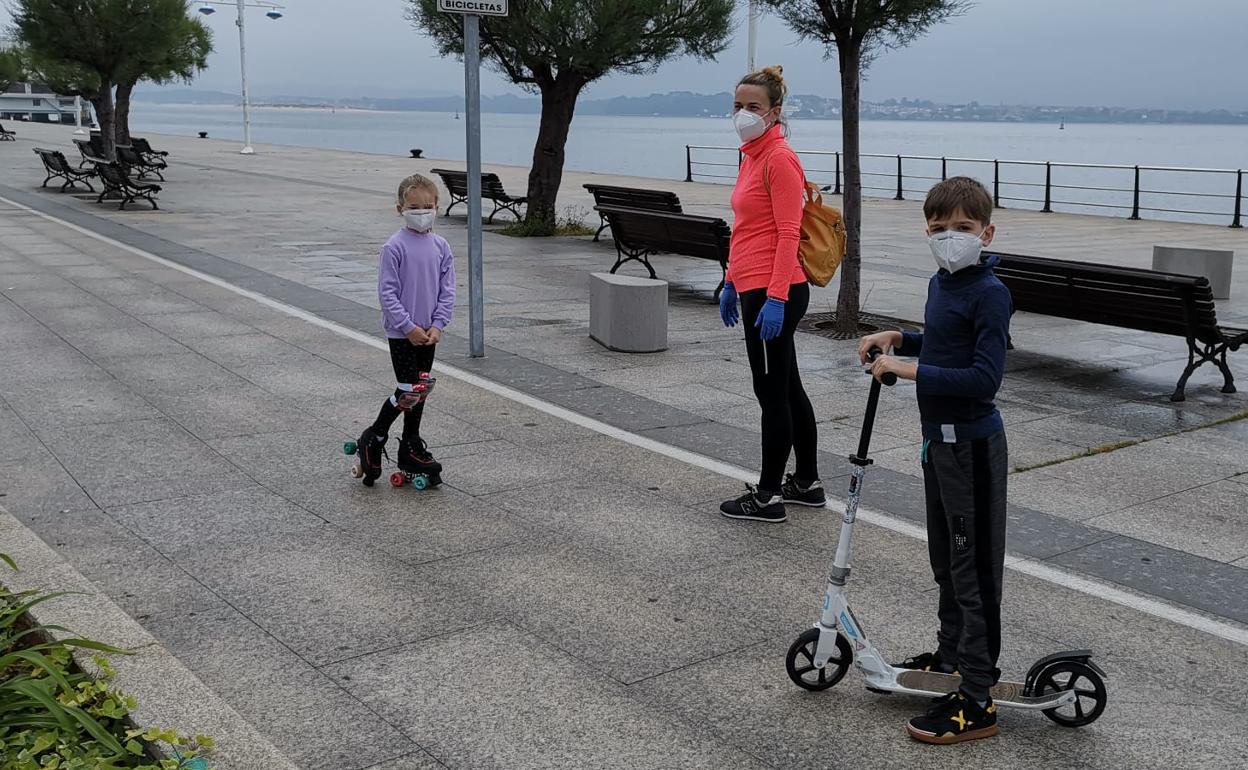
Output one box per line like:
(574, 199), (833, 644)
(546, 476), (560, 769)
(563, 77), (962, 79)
(439, 0), (507, 358)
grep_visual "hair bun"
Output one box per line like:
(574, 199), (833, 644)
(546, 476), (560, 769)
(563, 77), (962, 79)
(762, 65), (783, 78)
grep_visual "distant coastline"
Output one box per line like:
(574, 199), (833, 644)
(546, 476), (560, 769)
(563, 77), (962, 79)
(135, 89), (1248, 127)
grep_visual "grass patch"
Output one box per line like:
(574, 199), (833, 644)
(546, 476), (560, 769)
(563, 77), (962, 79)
(497, 205), (595, 238)
(1010, 406), (1248, 474)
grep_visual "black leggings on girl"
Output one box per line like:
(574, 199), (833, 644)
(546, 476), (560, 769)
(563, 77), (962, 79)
(370, 338), (436, 442)
(740, 283), (819, 493)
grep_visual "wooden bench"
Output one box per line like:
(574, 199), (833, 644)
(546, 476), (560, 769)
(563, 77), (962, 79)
(95, 162), (161, 210)
(594, 205), (731, 299)
(117, 144), (167, 181)
(0, 122), (15, 141)
(429, 168), (527, 223)
(583, 184), (682, 241)
(73, 137), (104, 168)
(131, 136), (169, 160)
(994, 251), (1247, 401)
(33, 147), (97, 192)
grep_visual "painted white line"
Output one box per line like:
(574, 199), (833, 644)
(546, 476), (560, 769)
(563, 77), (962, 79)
(7, 194), (1247, 648)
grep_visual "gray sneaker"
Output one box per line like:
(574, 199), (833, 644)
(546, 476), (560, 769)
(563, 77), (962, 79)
(780, 474), (826, 507)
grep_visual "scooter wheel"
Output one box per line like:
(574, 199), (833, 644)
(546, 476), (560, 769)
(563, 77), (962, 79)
(1035, 660), (1107, 727)
(786, 627), (852, 691)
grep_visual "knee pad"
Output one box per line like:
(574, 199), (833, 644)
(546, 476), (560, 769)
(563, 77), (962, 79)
(390, 372), (436, 411)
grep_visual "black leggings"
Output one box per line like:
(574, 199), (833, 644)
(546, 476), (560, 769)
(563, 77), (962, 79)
(740, 283), (818, 492)
(370, 338), (436, 443)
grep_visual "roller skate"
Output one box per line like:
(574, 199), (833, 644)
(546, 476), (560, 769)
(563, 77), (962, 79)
(344, 427), (387, 487)
(391, 437), (442, 490)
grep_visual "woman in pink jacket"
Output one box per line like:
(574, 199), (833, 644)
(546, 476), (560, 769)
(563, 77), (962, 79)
(718, 66), (823, 523)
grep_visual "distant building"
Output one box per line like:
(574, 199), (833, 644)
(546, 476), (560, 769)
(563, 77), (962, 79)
(0, 36), (92, 126)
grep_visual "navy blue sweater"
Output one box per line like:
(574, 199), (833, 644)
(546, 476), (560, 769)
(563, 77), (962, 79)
(896, 255), (1013, 443)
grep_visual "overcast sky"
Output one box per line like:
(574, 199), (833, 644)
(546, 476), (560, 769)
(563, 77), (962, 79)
(4, 0), (1247, 109)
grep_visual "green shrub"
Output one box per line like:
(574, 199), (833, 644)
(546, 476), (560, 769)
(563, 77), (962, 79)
(498, 205), (596, 238)
(1, 559), (212, 769)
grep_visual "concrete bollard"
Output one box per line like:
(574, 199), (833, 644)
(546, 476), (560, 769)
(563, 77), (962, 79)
(1152, 245), (1234, 299)
(589, 272), (668, 353)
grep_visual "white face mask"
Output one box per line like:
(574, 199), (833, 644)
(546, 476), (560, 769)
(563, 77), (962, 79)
(928, 230), (986, 273)
(732, 109), (768, 144)
(402, 208), (436, 233)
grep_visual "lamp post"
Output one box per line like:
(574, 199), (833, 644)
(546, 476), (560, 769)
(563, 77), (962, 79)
(73, 95), (85, 135)
(747, 0), (758, 72)
(198, 1), (284, 155)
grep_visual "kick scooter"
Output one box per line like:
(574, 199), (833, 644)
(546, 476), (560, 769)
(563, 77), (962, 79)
(784, 349), (1108, 728)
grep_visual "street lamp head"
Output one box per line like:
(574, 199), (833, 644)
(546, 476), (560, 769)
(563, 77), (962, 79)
(198, 6), (215, 14)
(265, 10), (282, 19)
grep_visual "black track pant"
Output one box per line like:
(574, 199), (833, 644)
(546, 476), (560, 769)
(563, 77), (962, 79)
(922, 432), (1009, 702)
(370, 338), (436, 443)
(739, 283), (818, 492)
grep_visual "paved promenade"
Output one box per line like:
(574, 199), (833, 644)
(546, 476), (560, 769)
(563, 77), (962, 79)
(1, 123), (1246, 769)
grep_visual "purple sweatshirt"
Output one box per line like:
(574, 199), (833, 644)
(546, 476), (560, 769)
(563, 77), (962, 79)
(378, 228), (456, 339)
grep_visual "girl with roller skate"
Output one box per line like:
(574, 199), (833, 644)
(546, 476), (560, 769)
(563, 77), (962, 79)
(354, 173), (456, 487)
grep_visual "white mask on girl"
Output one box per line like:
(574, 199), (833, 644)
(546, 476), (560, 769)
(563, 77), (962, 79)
(403, 209), (436, 233)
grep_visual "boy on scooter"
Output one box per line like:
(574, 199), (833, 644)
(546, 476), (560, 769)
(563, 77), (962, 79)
(858, 176), (1012, 745)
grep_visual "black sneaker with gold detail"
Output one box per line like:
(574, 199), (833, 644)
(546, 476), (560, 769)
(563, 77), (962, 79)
(906, 691), (998, 745)
(896, 651), (956, 674)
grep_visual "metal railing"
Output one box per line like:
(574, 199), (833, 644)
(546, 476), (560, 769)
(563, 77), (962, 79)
(685, 145), (1246, 228)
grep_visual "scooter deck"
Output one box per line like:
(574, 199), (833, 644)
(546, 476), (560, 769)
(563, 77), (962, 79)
(894, 670), (1054, 707)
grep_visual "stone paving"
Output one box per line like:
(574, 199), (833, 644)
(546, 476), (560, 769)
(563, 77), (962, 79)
(1, 123), (1247, 769)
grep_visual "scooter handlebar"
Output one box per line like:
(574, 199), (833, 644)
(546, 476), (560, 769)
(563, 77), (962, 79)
(865, 347), (898, 387)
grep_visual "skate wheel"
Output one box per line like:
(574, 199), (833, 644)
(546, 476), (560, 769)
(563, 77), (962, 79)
(350, 464), (364, 479)
(390, 471), (406, 488)
(412, 475), (429, 491)
(786, 627), (852, 691)
(343, 440), (357, 455)
(1035, 661), (1107, 727)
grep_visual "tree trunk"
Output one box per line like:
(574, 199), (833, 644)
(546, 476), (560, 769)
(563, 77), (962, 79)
(525, 77), (581, 234)
(834, 42), (863, 335)
(90, 81), (116, 161)
(115, 80), (136, 146)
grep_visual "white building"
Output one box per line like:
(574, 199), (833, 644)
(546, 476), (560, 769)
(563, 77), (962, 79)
(0, 36), (91, 125)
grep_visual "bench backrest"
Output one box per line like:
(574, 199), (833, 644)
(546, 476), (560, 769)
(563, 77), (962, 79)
(430, 168), (515, 200)
(597, 206), (730, 261)
(585, 184), (682, 214)
(430, 168), (470, 196)
(993, 252), (1221, 342)
(132, 137), (159, 155)
(116, 145), (145, 166)
(96, 162), (128, 187)
(34, 147), (63, 170)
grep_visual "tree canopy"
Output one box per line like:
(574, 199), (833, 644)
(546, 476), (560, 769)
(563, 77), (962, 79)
(408, 0), (734, 231)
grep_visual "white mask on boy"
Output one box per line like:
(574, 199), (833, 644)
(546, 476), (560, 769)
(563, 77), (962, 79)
(403, 209), (436, 233)
(928, 230), (986, 274)
(732, 109), (767, 144)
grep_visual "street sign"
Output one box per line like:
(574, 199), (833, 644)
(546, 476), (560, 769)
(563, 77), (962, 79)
(437, 0), (507, 16)
(438, 0), (506, 357)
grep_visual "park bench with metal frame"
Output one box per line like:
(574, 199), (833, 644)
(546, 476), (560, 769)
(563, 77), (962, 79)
(33, 147), (97, 192)
(583, 183), (683, 241)
(95, 161), (161, 210)
(0, 122), (15, 141)
(429, 168), (528, 223)
(594, 205), (731, 299)
(994, 251), (1246, 401)
(116, 144), (167, 181)
(131, 136), (169, 161)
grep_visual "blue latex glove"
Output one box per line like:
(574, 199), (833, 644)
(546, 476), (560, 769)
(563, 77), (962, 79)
(755, 297), (785, 342)
(719, 282), (739, 327)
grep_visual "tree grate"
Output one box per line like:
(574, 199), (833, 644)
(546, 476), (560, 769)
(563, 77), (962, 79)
(798, 311), (924, 341)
